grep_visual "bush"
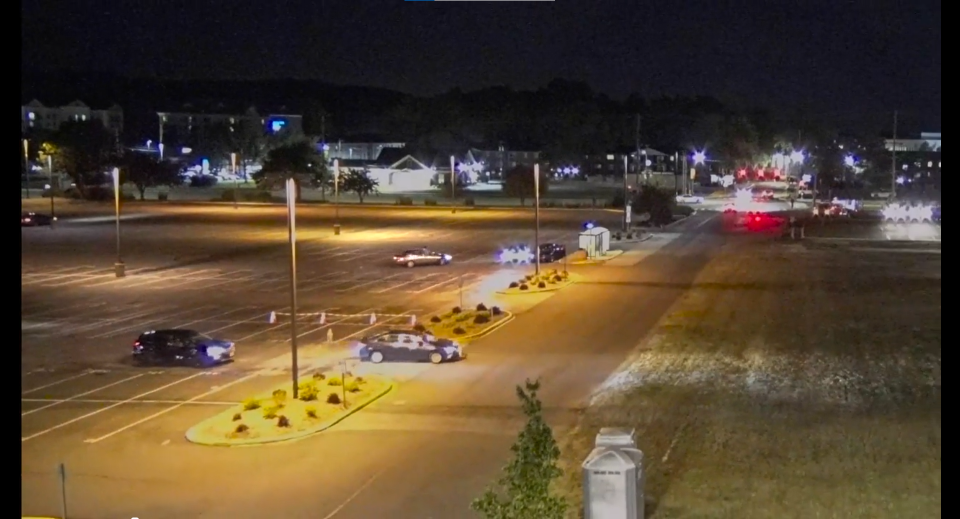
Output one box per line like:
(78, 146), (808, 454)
(271, 389), (288, 405)
(305, 406), (318, 419)
(232, 413), (242, 421)
(327, 377), (343, 386)
(424, 198), (438, 206)
(244, 190), (272, 202)
(554, 275), (563, 283)
(476, 303), (488, 312)
(298, 381), (319, 401)
(453, 327), (466, 335)
(242, 398), (261, 411)
(509, 282), (519, 289)
(632, 186), (676, 226)
(189, 175), (218, 188)
(158, 192), (168, 201)
(327, 393), (342, 405)
(519, 284), (529, 291)
(345, 381), (361, 393)
(525, 275), (534, 282)
(451, 306), (462, 314)
(234, 424), (249, 434)
(430, 315), (442, 323)
(312, 372), (326, 382)
(413, 323), (427, 333)
(397, 196), (414, 206)
(263, 405), (282, 419)
(491, 306), (502, 316)
(538, 281), (547, 289)
(355, 376), (366, 384)
(82, 186), (113, 201)
(464, 197), (476, 207)
(277, 415), (290, 428)
(474, 314), (490, 325)
(221, 189), (238, 201)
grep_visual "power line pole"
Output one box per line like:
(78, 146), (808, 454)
(891, 110), (898, 197)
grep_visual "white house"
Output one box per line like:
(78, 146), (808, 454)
(366, 150), (438, 193)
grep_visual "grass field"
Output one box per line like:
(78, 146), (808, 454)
(560, 240), (940, 518)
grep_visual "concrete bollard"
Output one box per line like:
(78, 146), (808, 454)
(409, 315), (417, 326)
(268, 311), (277, 324)
(369, 313), (377, 325)
(326, 328), (334, 343)
(318, 312), (326, 325)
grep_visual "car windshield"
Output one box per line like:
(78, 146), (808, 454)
(401, 250), (423, 255)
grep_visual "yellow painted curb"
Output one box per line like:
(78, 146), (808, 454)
(456, 312), (515, 342)
(184, 382), (395, 447)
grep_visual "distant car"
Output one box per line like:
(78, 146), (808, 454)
(722, 203), (737, 214)
(132, 329), (235, 367)
(676, 194), (704, 204)
(745, 212), (784, 230)
(393, 248), (453, 268)
(21, 212), (54, 227)
(356, 330), (465, 364)
(753, 190), (774, 201)
(538, 243), (567, 263)
(813, 203), (848, 218)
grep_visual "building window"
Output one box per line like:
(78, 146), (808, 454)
(606, 155), (615, 161)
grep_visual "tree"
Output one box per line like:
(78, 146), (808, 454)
(633, 186), (676, 226)
(503, 166), (548, 206)
(340, 169), (379, 203)
(192, 122), (236, 175)
(472, 379), (568, 519)
(50, 120), (118, 197)
(255, 138), (326, 201)
(119, 153), (183, 200)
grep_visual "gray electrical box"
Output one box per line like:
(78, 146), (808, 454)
(583, 429), (645, 519)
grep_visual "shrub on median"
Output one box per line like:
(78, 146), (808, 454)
(327, 393), (342, 405)
(538, 281), (547, 289)
(414, 323), (427, 333)
(452, 306), (462, 314)
(474, 314), (490, 325)
(298, 381), (319, 401)
(277, 415), (291, 428)
(242, 398), (261, 411)
(476, 303), (488, 312)
(305, 406), (318, 419)
(519, 284), (529, 291)
(345, 381), (361, 393)
(431, 315), (442, 323)
(312, 372), (326, 382)
(492, 306), (502, 316)
(509, 282), (519, 289)
(232, 413), (242, 421)
(453, 327), (466, 335)
(263, 404), (282, 419)
(327, 377), (343, 387)
(271, 389), (288, 405)
(234, 424), (249, 434)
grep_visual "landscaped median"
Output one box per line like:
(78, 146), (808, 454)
(414, 304), (514, 342)
(186, 369), (393, 447)
(497, 268), (577, 295)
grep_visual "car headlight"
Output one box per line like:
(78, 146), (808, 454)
(206, 346), (227, 357)
(443, 254), (452, 261)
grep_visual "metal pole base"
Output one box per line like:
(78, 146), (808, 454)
(333, 224), (341, 236)
(114, 262), (126, 278)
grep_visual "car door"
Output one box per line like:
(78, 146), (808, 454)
(396, 334), (423, 361)
(378, 334), (401, 360)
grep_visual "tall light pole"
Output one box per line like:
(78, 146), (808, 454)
(333, 159), (341, 235)
(230, 152), (238, 209)
(47, 155), (56, 223)
(111, 168), (125, 277)
(622, 155), (629, 231)
(534, 164), (541, 276)
(450, 155), (457, 213)
(22, 139), (30, 199)
(891, 110), (898, 197)
(286, 178), (300, 399)
(158, 114), (165, 161)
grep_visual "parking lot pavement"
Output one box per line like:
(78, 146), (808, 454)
(22, 299), (434, 371)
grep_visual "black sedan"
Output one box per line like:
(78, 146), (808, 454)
(538, 243), (567, 263)
(355, 330), (465, 364)
(393, 248), (453, 268)
(21, 212), (55, 227)
(132, 329), (235, 367)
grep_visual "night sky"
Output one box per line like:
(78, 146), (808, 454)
(22, 0), (940, 128)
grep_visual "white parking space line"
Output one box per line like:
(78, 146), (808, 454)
(21, 266), (90, 277)
(24, 373), (206, 443)
(120, 268), (224, 289)
(22, 371), (93, 395)
(158, 269), (254, 290)
(291, 307), (375, 342)
(21, 301), (111, 319)
(22, 373), (145, 417)
(84, 307), (215, 339)
(411, 275), (470, 294)
(192, 272), (280, 290)
(300, 275), (357, 291)
(336, 273), (406, 293)
(174, 307), (255, 330)
(22, 398), (238, 406)
(371, 273), (442, 294)
(36, 271), (138, 288)
(56, 309), (161, 335)
(82, 372), (260, 443)
(21, 269), (114, 286)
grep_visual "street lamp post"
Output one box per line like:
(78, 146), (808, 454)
(111, 168), (125, 277)
(450, 156), (457, 213)
(47, 155), (56, 224)
(333, 159), (341, 235)
(286, 178), (300, 399)
(622, 155), (629, 231)
(22, 139), (30, 200)
(534, 164), (541, 276)
(231, 153), (238, 209)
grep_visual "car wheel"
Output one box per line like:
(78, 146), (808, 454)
(429, 352), (443, 364)
(406, 261), (416, 268)
(370, 351), (384, 364)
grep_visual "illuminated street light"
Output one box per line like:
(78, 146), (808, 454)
(692, 151), (706, 165)
(111, 168), (125, 277)
(843, 155), (856, 168)
(790, 151), (806, 163)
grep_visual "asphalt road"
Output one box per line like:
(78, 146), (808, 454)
(22, 203), (724, 518)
